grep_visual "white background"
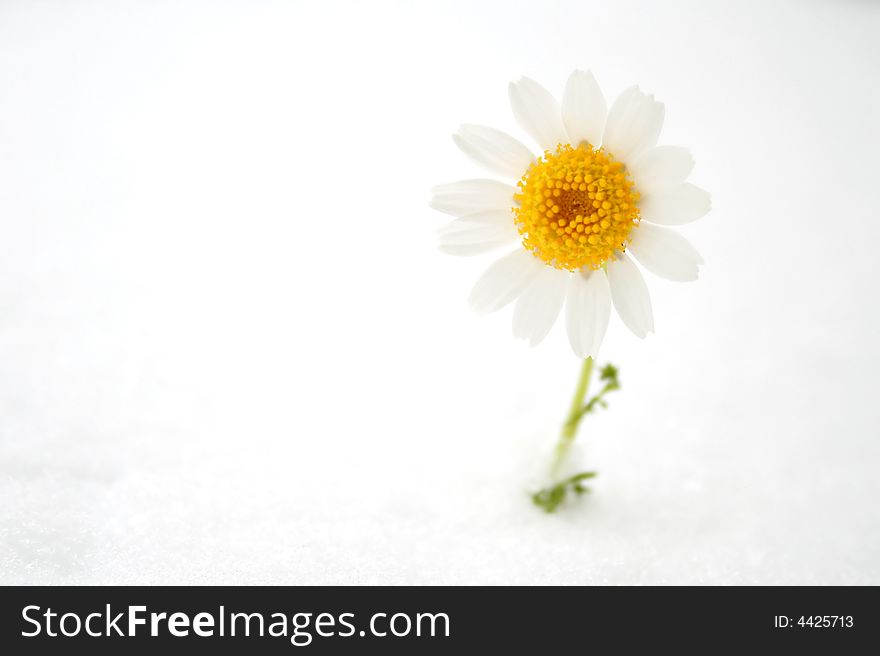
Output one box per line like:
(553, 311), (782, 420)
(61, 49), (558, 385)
(1, 0), (879, 584)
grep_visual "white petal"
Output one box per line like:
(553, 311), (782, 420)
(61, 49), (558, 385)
(468, 248), (542, 314)
(602, 86), (664, 163)
(607, 253), (654, 338)
(565, 269), (612, 358)
(453, 124), (534, 180)
(628, 146), (694, 195)
(430, 179), (517, 217)
(640, 183), (711, 226)
(439, 243), (510, 256)
(438, 211), (519, 255)
(508, 77), (568, 152)
(438, 210), (517, 235)
(512, 266), (568, 346)
(628, 223), (703, 282)
(561, 70), (607, 147)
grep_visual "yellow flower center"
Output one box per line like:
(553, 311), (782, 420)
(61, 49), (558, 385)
(514, 143), (640, 271)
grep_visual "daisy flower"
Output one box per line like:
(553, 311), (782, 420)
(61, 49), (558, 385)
(431, 71), (710, 358)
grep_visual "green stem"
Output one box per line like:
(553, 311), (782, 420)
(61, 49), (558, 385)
(552, 357), (593, 475)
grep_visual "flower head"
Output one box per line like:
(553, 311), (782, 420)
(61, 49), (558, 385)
(432, 71), (710, 357)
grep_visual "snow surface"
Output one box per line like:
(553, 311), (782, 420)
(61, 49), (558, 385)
(2, 0), (879, 585)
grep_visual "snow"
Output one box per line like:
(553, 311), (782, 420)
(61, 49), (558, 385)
(2, 0), (879, 585)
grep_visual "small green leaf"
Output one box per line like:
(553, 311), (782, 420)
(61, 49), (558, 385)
(574, 362), (621, 421)
(599, 363), (619, 382)
(531, 471), (598, 513)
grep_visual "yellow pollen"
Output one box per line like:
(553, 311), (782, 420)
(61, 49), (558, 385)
(514, 143), (640, 270)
